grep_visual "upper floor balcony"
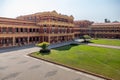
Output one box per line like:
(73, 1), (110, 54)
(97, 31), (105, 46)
(37, 20), (74, 27)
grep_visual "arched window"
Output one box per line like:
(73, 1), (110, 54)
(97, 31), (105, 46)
(2, 27), (7, 33)
(8, 27), (13, 32)
(52, 27), (54, 33)
(62, 28), (65, 33)
(44, 27), (47, 33)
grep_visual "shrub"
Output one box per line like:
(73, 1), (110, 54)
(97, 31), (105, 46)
(40, 49), (51, 53)
(83, 35), (91, 43)
(36, 42), (50, 50)
(36, 42), (51, 54)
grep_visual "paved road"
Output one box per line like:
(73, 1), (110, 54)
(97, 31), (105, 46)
(88, 43), (120, 49)
(0, 47), (105, 80)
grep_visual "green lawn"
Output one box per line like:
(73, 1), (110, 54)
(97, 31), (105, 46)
(91, 39), (120, 46)
(31, 45), (120, 80)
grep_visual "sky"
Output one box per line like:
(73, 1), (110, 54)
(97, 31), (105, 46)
(0, 0), (120, 22)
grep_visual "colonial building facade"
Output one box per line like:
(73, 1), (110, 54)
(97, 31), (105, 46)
(74, 21), (120, 39)
(90, 23), (120, 38)
(0, 11), (120, 48)
(0, 11), (74, 48)
(74, 20), (93, 38)
(0, 17), (40, 48)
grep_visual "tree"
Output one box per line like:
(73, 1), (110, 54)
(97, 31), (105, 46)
(104, 19), (111, 23)
(83, 35), (91, 43)
(36, 42), (50, 53)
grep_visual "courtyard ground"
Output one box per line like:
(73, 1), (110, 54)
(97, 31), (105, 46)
(91, 39), (120, 46)
(31, 45), (120, 80)
(0, 46), (104, 80)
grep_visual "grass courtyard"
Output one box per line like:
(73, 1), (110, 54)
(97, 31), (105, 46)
(91, 39), (120, 46)
(31, 44), (120, 80)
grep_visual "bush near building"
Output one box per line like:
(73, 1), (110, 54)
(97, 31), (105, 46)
(83, 35), (91, 43)
(36, 42), (50, 53)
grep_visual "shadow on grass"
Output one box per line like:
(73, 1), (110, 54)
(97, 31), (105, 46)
(81, 41), (94, 44)
(40, 52), (51, 56)
(36, 51), (51, 56)
(37, 49), (51, 56)
(53, 44), (79, 51)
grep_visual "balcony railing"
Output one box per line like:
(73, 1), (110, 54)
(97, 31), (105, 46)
(37, 21), (74, 27)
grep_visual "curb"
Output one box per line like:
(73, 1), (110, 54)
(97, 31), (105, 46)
(28, 53), (112, 80)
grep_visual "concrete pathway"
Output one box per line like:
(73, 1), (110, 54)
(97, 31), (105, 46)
(88, 43), (120, 49)
(0, 46), (105, 80)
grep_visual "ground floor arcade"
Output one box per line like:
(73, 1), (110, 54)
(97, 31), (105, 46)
(0, 35), (74, 48)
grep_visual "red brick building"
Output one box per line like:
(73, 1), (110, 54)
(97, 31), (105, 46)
(74, 21), (120, 39)
(0, 11), (120, 48)
(0, 11), (74, 48)
(90, 23), (120, 38)
(74, 20), (93, 38)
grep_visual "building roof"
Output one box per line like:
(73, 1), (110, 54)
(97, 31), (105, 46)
(17, 10), (74, 20)
(92, 23), (120, 26)
(0, 17), (35, 24)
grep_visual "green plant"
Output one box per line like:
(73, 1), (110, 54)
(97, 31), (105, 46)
(40, 49), (51, 53)
(36, 42), (50, 53)
(36, 42), (50, 50)
(83, 35), (91, 43)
